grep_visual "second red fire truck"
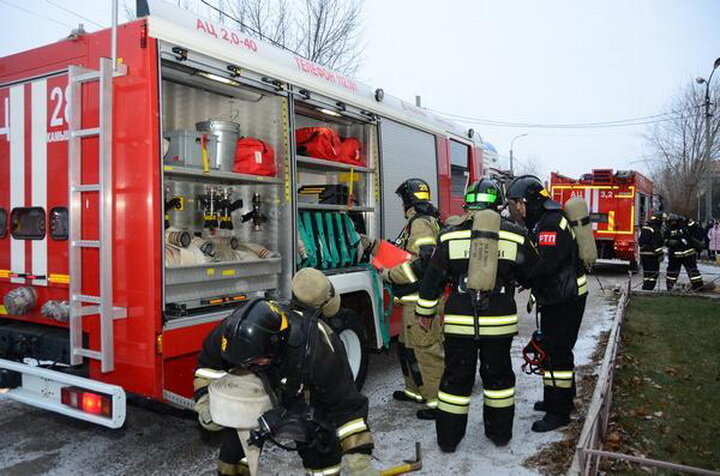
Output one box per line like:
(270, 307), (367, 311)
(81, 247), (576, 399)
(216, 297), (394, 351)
(550, 169), (654, 268)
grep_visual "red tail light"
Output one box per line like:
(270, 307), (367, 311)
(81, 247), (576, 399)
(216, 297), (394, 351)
(61, 387), (112, 417)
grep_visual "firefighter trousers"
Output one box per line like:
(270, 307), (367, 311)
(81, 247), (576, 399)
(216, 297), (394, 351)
(218, 427), (343, 476)
(397, 303), (444, 405)
(539, 294), (587, 418)
(640, 255), (660, 290)
(435, 335), (515, 450)
(666, 255), (703, 290)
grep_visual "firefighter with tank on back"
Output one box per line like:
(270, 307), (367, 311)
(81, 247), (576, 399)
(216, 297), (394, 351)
(193, 269), (376, 476)
(664, 214), (704, 291)
(384, 178), (444, 420)
(505, 175), (592, 433)
(414, 178), (539, 450)
(638, 212), (666, 290)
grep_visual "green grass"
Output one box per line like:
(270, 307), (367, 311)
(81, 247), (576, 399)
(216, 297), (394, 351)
(609, 295), (720, 472)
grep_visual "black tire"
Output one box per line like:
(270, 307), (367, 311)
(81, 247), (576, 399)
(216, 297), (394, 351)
(328, 311), (369, 391)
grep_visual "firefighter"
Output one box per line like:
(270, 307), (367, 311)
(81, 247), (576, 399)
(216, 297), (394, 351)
(665, 215), (704, 290)
(415, 178), (539, 450)
(505, 175), (588, 433)
(385, 178), (444, 420)
(193, 270), (375, 476)
(638, 212), (665, 290)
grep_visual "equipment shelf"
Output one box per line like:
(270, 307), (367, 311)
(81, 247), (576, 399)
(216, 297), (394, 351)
(163, 165), (283, 185)
(296, 155), (374, 173)
(165, 257), (282, 285)
(297, 204), (374, 212)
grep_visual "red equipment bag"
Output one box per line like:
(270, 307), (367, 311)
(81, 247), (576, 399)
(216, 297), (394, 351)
(296, 127), (341, 160)
(234, 137), (277, 176)
(338, 137), (364, 165)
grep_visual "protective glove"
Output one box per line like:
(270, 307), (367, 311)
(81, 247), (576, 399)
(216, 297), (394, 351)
(343, 453), (380, 476)
(359, 234), (379, 257)
(195, 393), (223, 432)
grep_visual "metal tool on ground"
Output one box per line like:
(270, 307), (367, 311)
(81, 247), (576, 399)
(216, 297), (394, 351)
(379, 442), (422, 476)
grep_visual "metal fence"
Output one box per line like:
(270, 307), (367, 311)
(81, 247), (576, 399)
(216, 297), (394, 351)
(569, 278), (720, 476)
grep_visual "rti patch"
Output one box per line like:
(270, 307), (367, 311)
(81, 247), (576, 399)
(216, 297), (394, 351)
(538, 231), (557, 246)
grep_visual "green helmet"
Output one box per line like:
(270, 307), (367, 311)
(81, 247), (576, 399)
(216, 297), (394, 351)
(464, 178), (504, 210)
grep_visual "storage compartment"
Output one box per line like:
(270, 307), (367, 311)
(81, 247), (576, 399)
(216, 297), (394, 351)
(293, 100), (380, 271)
(161, 61), (291, 319)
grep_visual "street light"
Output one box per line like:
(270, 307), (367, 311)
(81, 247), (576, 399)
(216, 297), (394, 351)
(509, 133), (528, 175)
(695, 57), (720, 221)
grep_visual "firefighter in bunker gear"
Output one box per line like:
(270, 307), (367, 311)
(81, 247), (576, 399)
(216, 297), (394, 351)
(664, 215), (704, 290)
(415, 178), (540, 450)
(194, 290), (374, 475)
(385, 178), (444, 420)
(638, 212), (665, 290)
(506, 175), (588, 433)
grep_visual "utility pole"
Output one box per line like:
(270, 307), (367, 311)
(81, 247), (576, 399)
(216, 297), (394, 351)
(696, 58), (720, 221)
(509, 133), (528, 175)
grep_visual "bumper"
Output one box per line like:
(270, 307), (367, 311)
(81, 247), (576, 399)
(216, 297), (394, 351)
(0, 358), (126, 428)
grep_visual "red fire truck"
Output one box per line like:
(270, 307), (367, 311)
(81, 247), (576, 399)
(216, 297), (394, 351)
(0, 1), (483, 427)
(550, 169), (654, 268)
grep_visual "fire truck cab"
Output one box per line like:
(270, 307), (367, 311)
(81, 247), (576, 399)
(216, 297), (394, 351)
(0, 1), (482, 427)
(550, 169), (654, 268)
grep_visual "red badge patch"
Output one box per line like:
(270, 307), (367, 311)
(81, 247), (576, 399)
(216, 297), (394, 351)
(538, 232), (557, 246)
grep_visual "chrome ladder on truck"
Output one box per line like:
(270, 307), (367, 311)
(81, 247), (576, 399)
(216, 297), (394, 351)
(67, 57), (127, 373)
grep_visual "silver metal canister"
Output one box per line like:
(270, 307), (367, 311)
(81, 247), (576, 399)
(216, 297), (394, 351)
(196, 121), (240, 171)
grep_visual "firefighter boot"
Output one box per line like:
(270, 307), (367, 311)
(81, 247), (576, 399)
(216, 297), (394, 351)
(531, 413), (570, 433)
(416, 408), (438, 420)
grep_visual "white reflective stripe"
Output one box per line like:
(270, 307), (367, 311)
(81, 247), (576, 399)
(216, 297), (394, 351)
(577, 275), (587, 286)
(404, 389), (424, 401)
(10, 85), (25, 284)
(31, 80), (48, 286)
(483, 388), (515, 399)
(448, 239), (470, 260)
(440, 230), (471, 242)
(438, 391), (471, 405)
(426, 399), (438, 408)
(690, 275), (703, 281)
(654, 247), (663, 253)
(401, 261), (417, 283)
(399, 293), (419, 303)
(194, 368), (228, 380)
(337, 418), (367, 439)
(498, 240), (518, 261)
(307, 464), (342, 475)
(544, 370), (574, 379)
(417, 297), (439, 308)
(443, 314), (475, 325)
(498, 230), (524, 244)
(444, 314), (518, 326)
(559, 217), (569, 230)
(414, 236), (437, 246)
(444, 323), (518, 336)
(642, 226), (654, 232)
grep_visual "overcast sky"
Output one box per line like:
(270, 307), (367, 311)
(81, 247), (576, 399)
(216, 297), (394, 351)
(1, 0), (719, 180)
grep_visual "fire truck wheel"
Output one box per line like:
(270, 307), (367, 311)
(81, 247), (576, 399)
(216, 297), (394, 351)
(328, 311), (369, 391)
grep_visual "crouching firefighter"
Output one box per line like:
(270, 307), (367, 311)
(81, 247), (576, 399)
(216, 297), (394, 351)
(665, 215), (704, 290)
(386, 178), (444, 420)
(638, 212), (665, 290)
(193, 274), (375, 476)
(415, 178), (539, 450)
(506, 175), (590, 433)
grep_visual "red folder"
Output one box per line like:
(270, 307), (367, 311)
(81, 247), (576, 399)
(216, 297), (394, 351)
(371, 240), (411, 270)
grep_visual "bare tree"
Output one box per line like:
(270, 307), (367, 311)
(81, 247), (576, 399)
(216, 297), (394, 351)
(514, 153), (545, 179)
(645, 82), (720, 217)
(124, 0), (364, 76)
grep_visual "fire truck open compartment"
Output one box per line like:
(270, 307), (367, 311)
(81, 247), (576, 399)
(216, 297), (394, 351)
(159, 59), (291, 320)
(293, 98), (381, 269)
